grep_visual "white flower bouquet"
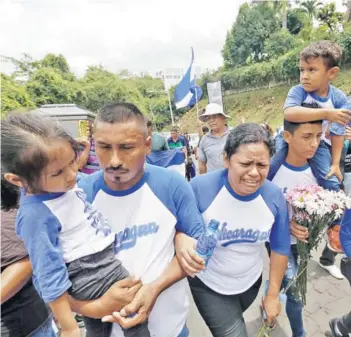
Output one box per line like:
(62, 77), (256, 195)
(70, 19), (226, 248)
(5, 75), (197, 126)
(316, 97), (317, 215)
(285, 184), (346, 305)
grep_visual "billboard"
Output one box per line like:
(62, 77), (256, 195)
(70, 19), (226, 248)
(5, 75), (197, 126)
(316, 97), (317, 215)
(206, 81), (224, 110)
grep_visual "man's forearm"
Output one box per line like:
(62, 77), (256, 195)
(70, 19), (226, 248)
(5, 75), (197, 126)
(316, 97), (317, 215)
(1, 257), (32, 304)
(68, 296), (104, 319)
(331, 135), (344, 165)
(267, 251), (288, 296)
(284, 107), (327, 123)
(199, 161), (207, 174)
(150, 256), (186, 296)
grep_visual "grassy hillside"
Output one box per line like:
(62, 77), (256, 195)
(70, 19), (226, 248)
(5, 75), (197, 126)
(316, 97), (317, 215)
(179, 68), (351, 133)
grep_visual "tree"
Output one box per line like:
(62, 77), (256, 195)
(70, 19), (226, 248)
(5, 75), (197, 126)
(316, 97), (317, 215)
(287, 8), (305, 34)
(299, 0), (323, 20)
(222, 3), (280, 67)
(264, 30), (301, 59)
(1, 74), (35, 117)
(318, 2), (344, 32)
(26, 68), (79, 106)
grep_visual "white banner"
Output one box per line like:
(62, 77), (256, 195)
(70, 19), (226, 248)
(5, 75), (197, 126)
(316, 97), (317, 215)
(207, 81), (224, 109)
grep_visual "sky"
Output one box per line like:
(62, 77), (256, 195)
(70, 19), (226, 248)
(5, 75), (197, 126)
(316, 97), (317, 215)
(0, 0), (347, 77)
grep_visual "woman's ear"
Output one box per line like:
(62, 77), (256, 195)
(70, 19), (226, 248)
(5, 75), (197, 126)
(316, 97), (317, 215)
(223, 152), (230, 169)
(4, 173), (25, 189)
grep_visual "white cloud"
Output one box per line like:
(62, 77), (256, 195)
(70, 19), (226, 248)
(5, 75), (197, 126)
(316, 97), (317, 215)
(0, 0), (347, 76)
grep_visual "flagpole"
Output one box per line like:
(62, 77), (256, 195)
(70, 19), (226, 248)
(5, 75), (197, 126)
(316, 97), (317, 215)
(167, 89), (175, 126)
(194, 74), (199, 118)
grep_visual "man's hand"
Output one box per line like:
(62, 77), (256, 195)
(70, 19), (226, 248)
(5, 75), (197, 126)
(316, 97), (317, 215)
(262, 295), (281, 327)
(290, 220), (309, 243)
(101, 283), (159, 329)
(97, 278), (142, 316)
(326, 164), (343, 182)
(175, 232), (205, 277)
(326, 109), (351, 125)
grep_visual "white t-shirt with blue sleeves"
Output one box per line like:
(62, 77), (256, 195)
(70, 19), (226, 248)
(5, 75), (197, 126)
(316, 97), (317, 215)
(271, 162), (317, 245)
(16, 188), (115, 303)
(77, 164), (203, 337)
(284, 84), (349, 144)
(190, 169), (290, 295)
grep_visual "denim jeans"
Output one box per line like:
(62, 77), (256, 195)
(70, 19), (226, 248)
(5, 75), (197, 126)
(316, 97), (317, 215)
(29, 316), (57, 337)
(283, 245), (306, 337)
(177, 325), (189, 337)
(274, 133), (339, 191)
(265, 243), (305, 337)
(188, 275), (262, 337)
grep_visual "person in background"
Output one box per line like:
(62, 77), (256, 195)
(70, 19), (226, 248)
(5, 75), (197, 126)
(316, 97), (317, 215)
(325, 209), (351, 337)
(1, 178), (57, 337)
(198, 103), (230, 174)
(147, 120), (169, 152)
(168, 127), (187, 150)
(80, 120), (100, 174)
(195, 126), (209, 161)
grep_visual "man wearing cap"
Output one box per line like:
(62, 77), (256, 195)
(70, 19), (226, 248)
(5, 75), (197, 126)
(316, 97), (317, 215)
(198, 103), (230, 174)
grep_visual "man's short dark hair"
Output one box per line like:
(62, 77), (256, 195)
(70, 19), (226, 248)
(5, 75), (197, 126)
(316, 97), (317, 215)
(300, 40), (342, 69)
(95, 102), (147, 136)
(284, 102), (323, 134)
(171, 127), (179, 133)
(146, 120), (153, 128)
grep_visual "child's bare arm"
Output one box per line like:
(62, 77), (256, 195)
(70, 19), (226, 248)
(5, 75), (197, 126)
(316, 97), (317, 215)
(50, 292), (81, 337)
(284, 106), (328, 123)
(285, 107), (350, 125)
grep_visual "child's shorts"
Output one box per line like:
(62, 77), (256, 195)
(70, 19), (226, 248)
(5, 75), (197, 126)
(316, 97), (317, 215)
(67, 243), (129, 300)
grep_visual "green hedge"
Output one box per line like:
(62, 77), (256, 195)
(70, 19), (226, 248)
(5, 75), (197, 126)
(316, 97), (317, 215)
(215, 30), (351, 92)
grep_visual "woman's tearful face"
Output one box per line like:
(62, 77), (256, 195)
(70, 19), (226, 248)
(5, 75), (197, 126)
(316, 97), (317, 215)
(225, 142), (270, 196)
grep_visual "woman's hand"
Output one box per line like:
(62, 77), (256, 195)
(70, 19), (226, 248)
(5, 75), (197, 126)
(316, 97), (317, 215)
(290, 220), (309, 243)
(262, 295), (281, 327)
(175, 232), (205, 277)
(60, 327), (81, 337)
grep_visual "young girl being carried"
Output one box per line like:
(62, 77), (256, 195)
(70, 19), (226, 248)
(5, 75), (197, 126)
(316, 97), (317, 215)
(1, 112), (150, 337)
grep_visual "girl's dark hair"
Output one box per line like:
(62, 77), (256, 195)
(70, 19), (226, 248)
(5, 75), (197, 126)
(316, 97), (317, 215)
(1, 112), (80, 193)
(224, 123), (273, 159)
(1, 176), (19, 211)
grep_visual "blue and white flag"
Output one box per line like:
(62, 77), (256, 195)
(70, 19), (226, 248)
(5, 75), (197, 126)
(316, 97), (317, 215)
(174, 48), (203, 109)
(146, 149), (186, 176)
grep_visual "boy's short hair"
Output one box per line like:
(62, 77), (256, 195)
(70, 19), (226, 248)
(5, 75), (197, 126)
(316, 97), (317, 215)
(171, 127), (179, 133)
(300, 40), (342, 69)
(284, 102), (323, 134)
(284, 119), (323, 134)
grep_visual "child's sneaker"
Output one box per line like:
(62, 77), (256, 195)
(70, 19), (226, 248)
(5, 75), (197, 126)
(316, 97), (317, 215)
(327, 225), (343, 254)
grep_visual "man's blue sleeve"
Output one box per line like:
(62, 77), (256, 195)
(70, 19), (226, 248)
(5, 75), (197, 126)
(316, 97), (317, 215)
(329, 87), (350, 136)
(264, 186), (291, 256)
(171, 172), (204, 239)
(341, 209), (351, 257)
(16, 204), (71, 303)
(283, 85), (307, 111)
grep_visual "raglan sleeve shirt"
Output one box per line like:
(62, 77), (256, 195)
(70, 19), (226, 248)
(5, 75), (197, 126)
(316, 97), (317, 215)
(283, 85), (307, 111)
(329, 87), (350, 136)
(170, 170), (204, 239)
(263, 185), (291, 256)
(16, 203), (71, 303)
